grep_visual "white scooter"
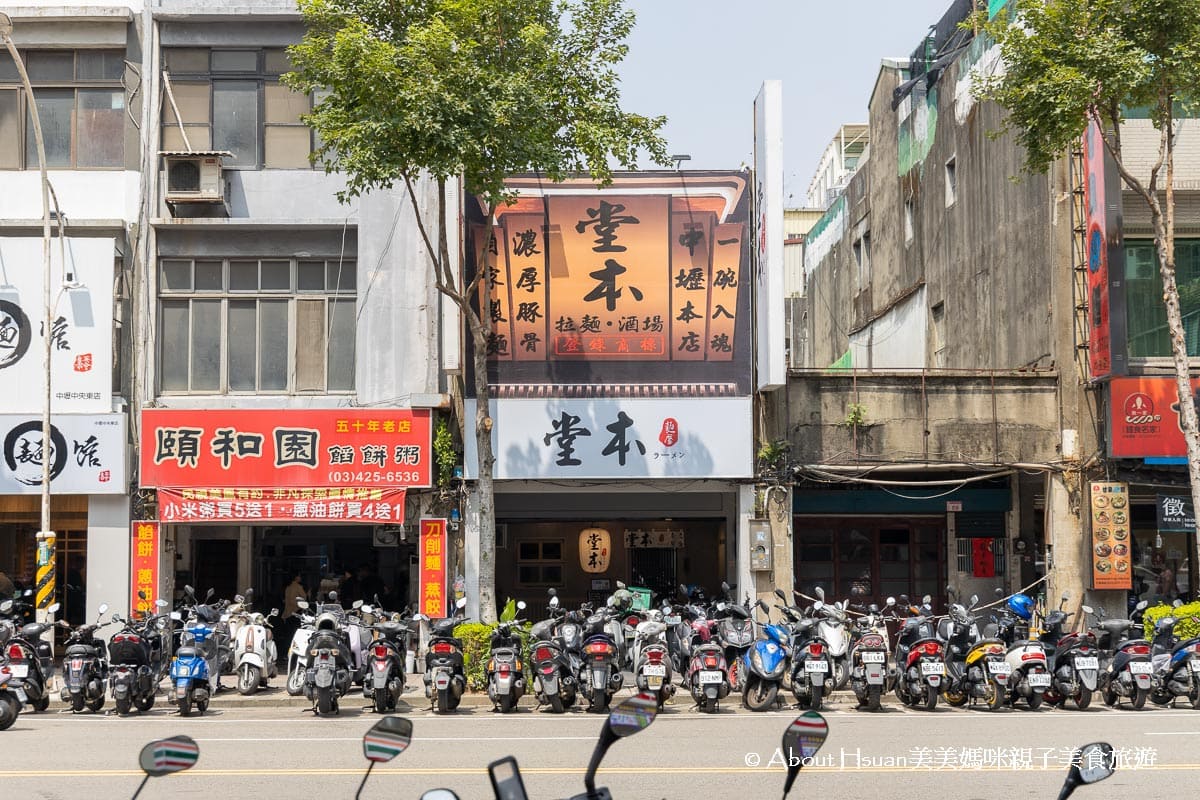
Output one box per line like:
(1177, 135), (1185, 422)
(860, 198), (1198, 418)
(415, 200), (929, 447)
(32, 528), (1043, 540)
(286, 602), (316, 696)
(812, 587), (852, 690)
(234, 606), (279, 695)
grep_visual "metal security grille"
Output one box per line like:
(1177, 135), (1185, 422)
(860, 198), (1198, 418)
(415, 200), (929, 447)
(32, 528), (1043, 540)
(629, 548), (676, 599)
(955, 537), (1006, 576)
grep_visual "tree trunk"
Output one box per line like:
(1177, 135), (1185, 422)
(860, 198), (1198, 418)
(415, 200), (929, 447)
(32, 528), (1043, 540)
(472, 321), (498, 624)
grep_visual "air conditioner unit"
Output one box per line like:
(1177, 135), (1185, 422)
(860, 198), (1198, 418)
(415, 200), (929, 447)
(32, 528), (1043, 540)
(160, 151), (231, 212)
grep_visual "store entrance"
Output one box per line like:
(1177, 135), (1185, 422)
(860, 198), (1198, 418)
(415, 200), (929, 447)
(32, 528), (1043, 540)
(194, 539), (239, 600)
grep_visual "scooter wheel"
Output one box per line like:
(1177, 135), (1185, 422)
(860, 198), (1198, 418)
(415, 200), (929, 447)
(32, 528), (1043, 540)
(179, 696), (193, 717)
(499, 694), (516, 714)
(1073, 686), (1091, 710)
(0, 696), (20, 730)
(374, 688), (390, 714)
(135, 694), (156, 713)
(85, 696), (105, 713)
(1131, 686), (1149, 710)
(1190, 685), (1200, 710)
(1027, 691), (1043, 710)
(867, 686), (881, 712)
(238, 665), (261, 696)
(286, 667), (305, 696)
(547, 695), (565, 714)
(32, 694), (49, 712)
(115, 696), (132, 715)
(71, 695), (85, 713)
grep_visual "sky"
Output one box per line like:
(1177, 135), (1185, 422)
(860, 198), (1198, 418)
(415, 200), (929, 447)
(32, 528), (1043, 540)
(617, 0), (959, 206)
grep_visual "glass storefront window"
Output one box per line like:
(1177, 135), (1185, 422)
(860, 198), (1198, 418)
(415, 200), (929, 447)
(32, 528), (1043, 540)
(1125, 239), (1200, 357)
(1129, 528), (1192, 604)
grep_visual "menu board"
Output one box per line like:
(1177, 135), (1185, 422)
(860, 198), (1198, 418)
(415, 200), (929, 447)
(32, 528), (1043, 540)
(1090, 481), (1132, 590)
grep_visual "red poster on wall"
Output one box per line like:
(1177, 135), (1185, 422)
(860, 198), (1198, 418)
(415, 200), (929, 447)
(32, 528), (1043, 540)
(419, 518), (448, 618)
(131, 521), (159, 615)
(1109, 376), (1200, 457)
(972, 538), (996, 578)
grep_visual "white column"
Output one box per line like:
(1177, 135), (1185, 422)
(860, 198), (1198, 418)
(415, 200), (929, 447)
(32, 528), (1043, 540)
(736, 484), (755, 605)
(86, 494), (131, 629)
(464, 488), (481, 620)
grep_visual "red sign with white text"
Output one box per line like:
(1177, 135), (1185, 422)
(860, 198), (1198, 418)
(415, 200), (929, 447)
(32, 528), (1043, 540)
(140, 409), (432, 488)
(157, 487), (406, 524)
(419, 518), (448, 618)
(131, 521), (159, 616)
(1108, 377), (1200, 458)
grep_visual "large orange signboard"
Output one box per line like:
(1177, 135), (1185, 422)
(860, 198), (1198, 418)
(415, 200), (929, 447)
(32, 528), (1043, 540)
(466, 173), (752, 394)
(1108, 376), (1200, 458)
(419, 518), (448, 618)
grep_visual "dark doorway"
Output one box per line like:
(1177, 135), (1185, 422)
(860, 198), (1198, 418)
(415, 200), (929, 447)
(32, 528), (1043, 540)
(193, 539), (238, 601)
(629, 548), (677, 601)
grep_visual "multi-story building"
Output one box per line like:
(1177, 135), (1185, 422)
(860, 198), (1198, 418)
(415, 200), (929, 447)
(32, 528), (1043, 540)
(1, 1), (451, 623)
(780, 0), (1197, 613)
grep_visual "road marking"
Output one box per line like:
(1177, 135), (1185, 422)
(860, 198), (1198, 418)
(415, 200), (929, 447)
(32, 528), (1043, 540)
(5, 764), (1200, 778)
(1145, 731), (1200, 735)
(195, 736), (598, 742)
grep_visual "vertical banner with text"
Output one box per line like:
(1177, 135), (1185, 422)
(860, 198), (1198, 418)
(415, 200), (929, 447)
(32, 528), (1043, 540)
(1089, 482), (1132, 589)
(419, 518), (448, 618)
(131, 521), (160, 615)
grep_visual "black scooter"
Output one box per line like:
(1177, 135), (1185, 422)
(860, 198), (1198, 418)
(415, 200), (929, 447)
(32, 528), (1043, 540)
(108, 611), (161, 715)
(59, 603), (113, 713)
(423, 597), (469, 713)
(0, 596), (58, 712)
(486, 604), (528, 713)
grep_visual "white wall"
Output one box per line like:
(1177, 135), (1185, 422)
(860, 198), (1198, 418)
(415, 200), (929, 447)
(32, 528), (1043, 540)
(0, 171), (140, 222)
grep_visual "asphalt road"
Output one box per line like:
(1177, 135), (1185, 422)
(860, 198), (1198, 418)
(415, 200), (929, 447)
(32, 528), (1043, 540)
(4, 690), (1200, 800)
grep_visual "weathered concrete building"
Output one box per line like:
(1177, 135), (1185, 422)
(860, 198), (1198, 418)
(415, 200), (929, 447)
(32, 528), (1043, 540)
(780, 0), (1199, 615)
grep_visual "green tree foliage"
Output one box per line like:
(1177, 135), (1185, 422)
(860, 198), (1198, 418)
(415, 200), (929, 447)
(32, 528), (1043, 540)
(975, 1), (1200, 590)
(286, 0), (668, 623)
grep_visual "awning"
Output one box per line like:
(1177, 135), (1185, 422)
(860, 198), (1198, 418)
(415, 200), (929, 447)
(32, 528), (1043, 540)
(156, 487), (406, 524)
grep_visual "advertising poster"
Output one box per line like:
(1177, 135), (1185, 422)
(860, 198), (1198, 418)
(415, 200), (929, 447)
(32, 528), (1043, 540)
(1090, 481), (1132, 590)
(131, 521), (159, 616)
(1, 413), (126, 494)
(419, 518), (448, 618)
(1108, 376), (1200, 458)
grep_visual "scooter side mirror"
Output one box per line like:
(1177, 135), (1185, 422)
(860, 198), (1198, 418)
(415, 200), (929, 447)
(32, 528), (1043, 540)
(170, 612), (182, 621)
(353, 600), (364, 610)
(1136, 600), (1149, 611)
(1058, 742), (1115, 799)
(0, 600), (12, 613)
(296, 600), (309, 610)
(517, 601), (527, 611)
(547, 588), (557, 597)
(220, 614), (230, 623)
(583, 693), (657, 798)
(995, 587), (1005, 597)
(270, 608), (279, 617)
(969, 594), (979, 608)
(549, 596), (560, 608)
(814, 586), (825, 601)
(362, 606), (374, 615)
(721, 581), (730, 592)
(156, 599), (169, 608)
(1082, 605), (1094, 615)
(886, 597), (896, 607)
(455, 597), (467, 610)
(358, 716), (412, 798)
(774, 588), (788, 601)
(205, 589), (214, 600)
(782, 712), (829, 798)
(1173, 599), (1183, 608)
(813, 601), (824, 611)
(420, 792), (460, 800)
(716, 602), (726, 612)
(898, 595), (909, 605)
(138, 735), (200, 780)
(138, 590), (147, 601)
(184, 585), (195, 595)
(922, 594), (932, 606)
(98, 603), (110, 615)
(869, 604), (880, 614)
(234, 595), (244, 604)
(48, 602), (61, 614)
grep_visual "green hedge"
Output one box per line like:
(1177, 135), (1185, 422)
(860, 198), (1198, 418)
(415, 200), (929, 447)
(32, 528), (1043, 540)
(453, 621), (534, 691)
(1143, 601), (1200, 641)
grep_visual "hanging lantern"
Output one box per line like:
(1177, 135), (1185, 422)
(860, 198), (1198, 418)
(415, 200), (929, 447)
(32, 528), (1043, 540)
(579, 528), (611, 573)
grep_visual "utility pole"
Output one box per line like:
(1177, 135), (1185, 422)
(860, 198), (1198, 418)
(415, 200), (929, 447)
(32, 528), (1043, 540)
(0, 13), (57, 647)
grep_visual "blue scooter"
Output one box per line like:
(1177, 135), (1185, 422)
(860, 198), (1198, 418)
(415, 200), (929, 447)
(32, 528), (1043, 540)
(169, 587), (223, 716)
(743, 598), (790, 711)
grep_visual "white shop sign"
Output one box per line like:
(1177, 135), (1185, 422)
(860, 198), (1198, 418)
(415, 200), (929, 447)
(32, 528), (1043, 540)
(0, 413), (126, 494)
(464, 397), (753, 480)
(0, 237), (115, 413)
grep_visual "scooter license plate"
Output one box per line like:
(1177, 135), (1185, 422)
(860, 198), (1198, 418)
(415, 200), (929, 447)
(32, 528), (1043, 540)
(7, 664), (27, 678)
(860, 652), (885, 663)
(14, 688), (27, 703)
(699, 670), (723, 684)
(805, 660), (829, 672)
(315, 670), (333, 688)
(648, 676), (663, 690)
(1027, 673), (1051, 688)
(176, 686), (188, 697)
(1074, 657), (1099, 671)
(1128, 662), (1154, 675)
(920, 662), (945, 676)
(643, 664), (666, 677)
(988, 662), (1011, 676)
(435, 673), (450, 690)
(1191, 660), (1200, 673)
(665, 616), (681, 625)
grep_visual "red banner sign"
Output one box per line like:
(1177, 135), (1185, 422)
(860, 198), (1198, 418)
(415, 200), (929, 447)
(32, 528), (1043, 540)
(1108, 376), (1200, 458)
(139, 409), (432, 488)
(131, 521), (159, 616)
(971, 538), (995, 579)
(157, 487), (406, 523)
(419, 518), (448, 618)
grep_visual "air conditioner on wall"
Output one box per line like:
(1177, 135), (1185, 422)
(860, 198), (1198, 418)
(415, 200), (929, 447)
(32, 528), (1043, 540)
(160, 151), (232, 215)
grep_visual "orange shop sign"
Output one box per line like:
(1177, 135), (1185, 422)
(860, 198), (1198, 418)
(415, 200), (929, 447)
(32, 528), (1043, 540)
(419, 518), (448, 618)
(1108, 377), (1200, 458)
(131, 521), (159, 615)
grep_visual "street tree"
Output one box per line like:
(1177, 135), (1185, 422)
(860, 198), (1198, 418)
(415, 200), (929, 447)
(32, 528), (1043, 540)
(975, 0), (1200, 591)
(285, 0), (668, 622)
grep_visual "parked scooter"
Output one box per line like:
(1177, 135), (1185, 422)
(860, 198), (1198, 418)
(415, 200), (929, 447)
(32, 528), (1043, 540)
(486, 603), (528, 713)
(169, 593), (223, 717)
(579, 599), (624, 713)
(363, 607), (411, 713)
(785, 593), (834, 711)
(631, 610), (675, 710)
(422, 597), (469, 713)
(230, 592), (278, 696)
(305, 605), (356, 715)
(286, 602), (316, 696)
(0, 598), (26, 730)
(1039, 592), (1101, 710)
(993, 593), (1052, 710)
(1147, 604), (1200, 708)
(1, 599), (58, 712)
(713, 583), (755, 692)
(108, 611), (160, 715)
(848, 598), (894, 711)
(529, 590), (580, 713)
(1090, 600), (1153, 709)
(743, 598), (790, 711)
(940, 592), (1007, 711)
(892, 594), (945, 710)
(59, 603), (112, 713)
(811, 586), (852, 690)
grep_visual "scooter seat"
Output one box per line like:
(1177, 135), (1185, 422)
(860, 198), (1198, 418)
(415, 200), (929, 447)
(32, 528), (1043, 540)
(175, 647), (200, 659)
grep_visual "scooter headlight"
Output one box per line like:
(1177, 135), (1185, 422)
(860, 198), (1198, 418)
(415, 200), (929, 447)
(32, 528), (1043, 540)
(750, 647), (764, 672)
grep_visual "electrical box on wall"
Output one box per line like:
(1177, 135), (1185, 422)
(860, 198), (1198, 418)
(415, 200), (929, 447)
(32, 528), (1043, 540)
(749, 519), (773, 571)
